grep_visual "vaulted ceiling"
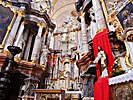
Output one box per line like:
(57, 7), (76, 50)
(49, 0), (78, 28)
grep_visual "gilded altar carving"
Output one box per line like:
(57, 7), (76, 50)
(110, 81), (133, 100)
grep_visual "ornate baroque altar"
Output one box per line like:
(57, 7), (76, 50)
(109, 70), (133, 100)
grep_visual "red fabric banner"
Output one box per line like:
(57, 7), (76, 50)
(94, 78), (110, 100)
(93, 29), (114, 78)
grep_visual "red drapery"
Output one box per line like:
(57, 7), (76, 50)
(93, 29), (114, 78)
(94, 78), (110, 100)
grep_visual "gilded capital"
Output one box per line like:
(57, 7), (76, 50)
(14, 57), (21, 62)
(44, 30), (48, 35)
(17, 10), (25, 17)
(40, 65), (46, 71)
(32, 59), (38, 64)
(37, 22), (46, 28)
(80, 12), (86, 18)
(22, 21), (27, 25)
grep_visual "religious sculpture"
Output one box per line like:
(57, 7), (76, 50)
(93, 47), (108, 77)
(40, 45), (50, 65)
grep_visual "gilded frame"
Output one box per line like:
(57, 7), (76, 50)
(122, 28), (133, 68)
(0, 1), (16, 48)
(116, 2), (133, 29)
(100, 0), (130, 21)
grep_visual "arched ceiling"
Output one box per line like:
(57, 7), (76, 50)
(49, 0), (79, 28)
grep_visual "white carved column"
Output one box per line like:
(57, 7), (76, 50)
(42, 29), (48, 46)
(31, 22), (45, 63)
(89, 9), (98, 39)
(14, 21), (25, 47)
(77, 30), (82, 52)
(91, 21), (98, 38)
(92, 0), (107, 30)
(54, 35), (61, 50)
(49, 34), (54, 50)
(4, 9), (25, 51)
(80, 12), (89, 55)
(53, 36), (58, 50)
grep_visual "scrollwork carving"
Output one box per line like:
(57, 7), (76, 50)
(107, 13), (123, 40)
(115, 83), (133, 100)
(110, 81), (133, 100)
(125, 53), (132, 68)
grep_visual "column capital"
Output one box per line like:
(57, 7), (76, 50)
(17, 10), (25, 17)
(40, 65), (46, 71)
(80, 12), (86, 18)
(44, 29), (48, 35)
(37, 22), (46, 28)
(32, 59), (38, 64)
(14, 57), (21, 62)
(22, 21), (28, 25)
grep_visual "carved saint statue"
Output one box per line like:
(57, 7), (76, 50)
(40, 45), (49, 65)
(93, 47), (108, 77)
